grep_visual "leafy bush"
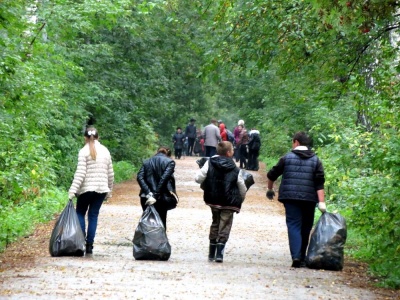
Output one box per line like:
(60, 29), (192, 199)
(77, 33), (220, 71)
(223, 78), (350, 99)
(113, 161), (137, 183)
(0, 189), (66, 252)
(316, 127), (400, 288)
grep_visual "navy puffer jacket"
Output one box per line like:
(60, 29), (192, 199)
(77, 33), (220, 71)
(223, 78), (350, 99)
(267, 150), (325, 203)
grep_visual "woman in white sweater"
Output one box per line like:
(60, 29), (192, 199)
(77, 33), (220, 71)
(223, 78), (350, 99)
(68, 127), (114, 255)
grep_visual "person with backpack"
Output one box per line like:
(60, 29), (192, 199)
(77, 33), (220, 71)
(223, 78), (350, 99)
(247, 129), (261, 171)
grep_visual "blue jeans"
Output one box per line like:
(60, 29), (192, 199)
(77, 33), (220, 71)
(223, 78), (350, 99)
(283, 200), (316, 261)
(76, 192), (107, 244)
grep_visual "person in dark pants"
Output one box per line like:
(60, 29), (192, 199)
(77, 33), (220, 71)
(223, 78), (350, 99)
(247, 129), (261, 171)
(203, 118), (221, 157)
(137, 146), (178, 230)
(238, 127), (249, 169)
(172, 127), (185, 159)
(195, 141), (247, 263)
(266, 131), (326, 268)
(185, 118), (197, 156)
(69, 127), (114, 255)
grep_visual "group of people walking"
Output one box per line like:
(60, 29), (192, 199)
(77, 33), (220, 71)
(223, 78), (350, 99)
(171, 118), (197, 159)
(68, 126), (326, 268)
(172, 118), (261, 172)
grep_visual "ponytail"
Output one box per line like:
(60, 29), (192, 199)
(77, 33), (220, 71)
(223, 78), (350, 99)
(84, 127), (98, 160)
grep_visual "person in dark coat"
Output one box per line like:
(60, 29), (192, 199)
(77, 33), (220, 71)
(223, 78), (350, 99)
(247, 129), (261, 171)
(172, 127), (185, 159)
(266, 131), (326, 268)
(195, 141), (247, 263)
(137, 146), (178, 230)
(185, 118), (197, 156)
(238, 126), (249, 169)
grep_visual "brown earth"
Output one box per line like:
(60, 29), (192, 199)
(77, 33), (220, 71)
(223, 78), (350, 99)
(0, 157), (398, 299)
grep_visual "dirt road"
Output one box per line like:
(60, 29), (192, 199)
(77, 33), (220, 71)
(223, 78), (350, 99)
(0, 157), (396, 299)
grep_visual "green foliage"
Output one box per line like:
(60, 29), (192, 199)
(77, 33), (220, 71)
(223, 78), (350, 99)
(0, 189), (66, 252)
(113, 161), (137, 183)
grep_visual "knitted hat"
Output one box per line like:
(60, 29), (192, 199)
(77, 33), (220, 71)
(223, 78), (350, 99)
(238, 120), (244, 126)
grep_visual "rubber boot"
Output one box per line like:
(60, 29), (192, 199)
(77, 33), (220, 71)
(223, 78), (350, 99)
(215, 243), (225, 263)
(208, 242), (217, 261)
(86, 243), (93, 255)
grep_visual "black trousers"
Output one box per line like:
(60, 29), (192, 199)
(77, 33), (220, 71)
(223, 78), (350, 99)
(174, 148), (182, 159)
(187, 138), (195, 155)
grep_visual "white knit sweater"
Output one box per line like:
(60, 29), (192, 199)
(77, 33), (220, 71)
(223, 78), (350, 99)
(68, 140), (114, 197)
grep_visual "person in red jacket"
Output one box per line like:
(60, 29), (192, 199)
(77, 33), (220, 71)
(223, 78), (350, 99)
(219, 122), (228, 141)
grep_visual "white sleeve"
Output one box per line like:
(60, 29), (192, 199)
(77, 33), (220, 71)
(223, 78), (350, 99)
(237, 172), (247, 200)
(68, 150), (87, 195)
(195, 161), (209, 184)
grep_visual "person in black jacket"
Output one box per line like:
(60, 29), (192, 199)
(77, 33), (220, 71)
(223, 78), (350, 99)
(195, 141), (247, 263)
(172, 127), (185, 159)
(185, 118), (197, 156)
(266, 131), (326, 268)
(137, 146), (178, 229)
(247, 129), (261, 171)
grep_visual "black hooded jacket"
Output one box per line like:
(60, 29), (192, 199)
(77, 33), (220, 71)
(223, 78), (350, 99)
(202, 156), (242, 212)
(267, 149), (325, 203)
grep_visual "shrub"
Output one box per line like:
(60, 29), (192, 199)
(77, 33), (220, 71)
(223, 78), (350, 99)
(113, 161), (137, 183)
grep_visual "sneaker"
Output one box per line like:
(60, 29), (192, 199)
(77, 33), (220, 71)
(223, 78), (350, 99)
(291, 259), (301, 268)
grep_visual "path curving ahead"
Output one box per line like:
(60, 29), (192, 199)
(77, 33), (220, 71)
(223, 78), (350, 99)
(0, 157), (386, 299)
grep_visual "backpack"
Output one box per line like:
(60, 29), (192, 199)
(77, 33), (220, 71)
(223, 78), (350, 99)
(226, 130), (235, 143)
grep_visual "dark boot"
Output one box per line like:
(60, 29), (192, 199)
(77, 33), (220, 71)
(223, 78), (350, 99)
(215, 243), (225, 263)
(86, 243), (93, 255)
(208, 242), (217, 261)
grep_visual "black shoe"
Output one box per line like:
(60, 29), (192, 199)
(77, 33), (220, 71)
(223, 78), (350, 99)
(208, 242), (217, 262)
(291, 259), (301, 268)
(300, 260), (307, 268)
(86, 243), (93, 255)
(215, 243), (225, 263)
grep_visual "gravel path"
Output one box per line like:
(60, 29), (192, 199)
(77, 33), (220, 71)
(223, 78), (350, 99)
(0, 157), (385, 299)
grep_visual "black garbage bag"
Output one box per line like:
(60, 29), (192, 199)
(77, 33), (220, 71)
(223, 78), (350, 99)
(49, 200), (86, 257)
(133, 205), (171, 261)
(196, 157), (209, 168)
(306, 212), (347, 271)
(239, 169), (255, 190)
